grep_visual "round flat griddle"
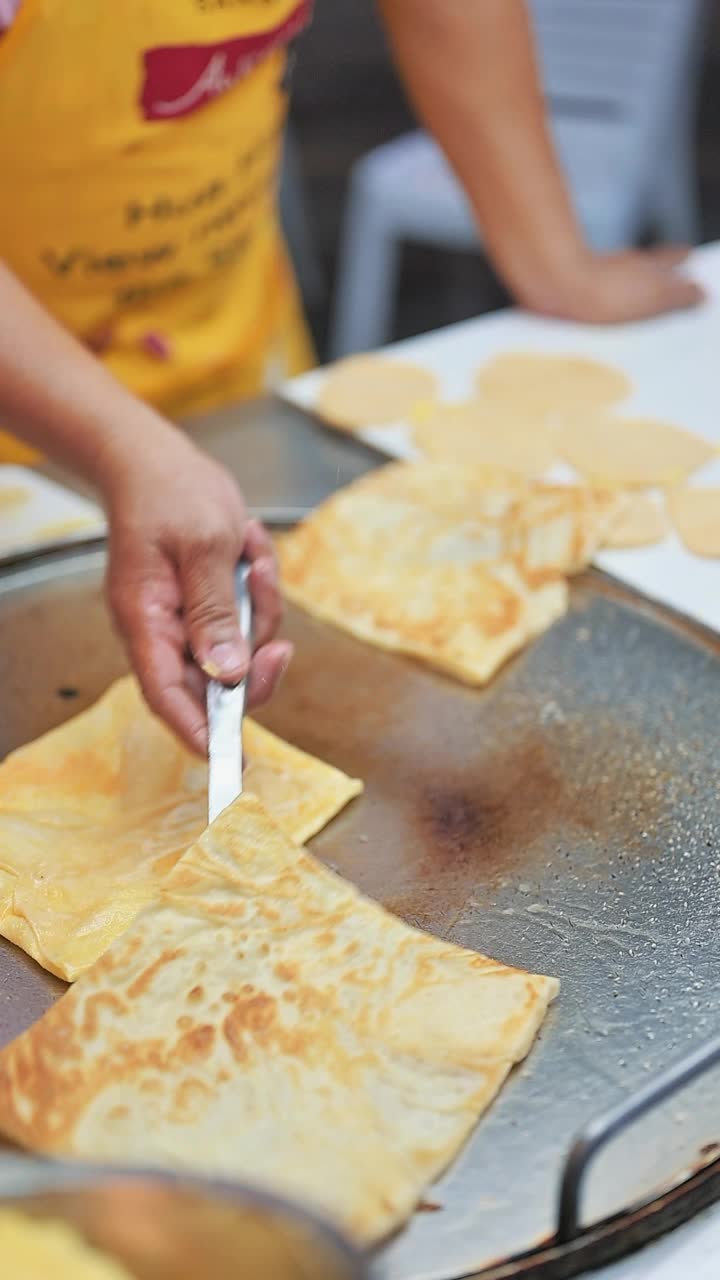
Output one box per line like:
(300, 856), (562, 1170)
(0, 542), (719, 1280)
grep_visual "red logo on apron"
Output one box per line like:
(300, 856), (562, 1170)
(140, 0), (312, 121)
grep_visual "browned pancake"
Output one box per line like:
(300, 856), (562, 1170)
(0, 794), (558, 1244)
(0, 678), (361, 980)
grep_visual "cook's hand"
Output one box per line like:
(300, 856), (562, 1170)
(529, 246), (705, 325)
(104, 438), (292, 754)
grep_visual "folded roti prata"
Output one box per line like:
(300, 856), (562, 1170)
(0, 678), (361, 981)
(279, 462), (618, 684)
(0, 794), (558, 1243)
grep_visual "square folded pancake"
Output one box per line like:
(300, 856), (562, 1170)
(279, 462), (617, 684)
(0, 794), (558, 1244)
(0, 677), (361, 981)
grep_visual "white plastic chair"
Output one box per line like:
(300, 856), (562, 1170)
(329, 0), (707, 358)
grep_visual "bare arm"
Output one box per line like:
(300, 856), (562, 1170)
(0, 262), (290, 751)
(378, 0), (703, 321)
(0, 263), (187, 483)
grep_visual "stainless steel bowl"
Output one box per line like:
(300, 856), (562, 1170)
(0, 1157), (368, 1279)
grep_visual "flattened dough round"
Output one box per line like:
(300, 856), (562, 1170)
(317, 355), (437, 430)
(558, 416), (715, 488)
(668, 487), (720, 557)
(602, 493), (667, 548)
(475, 352), (631, 413)
(412, 399), (559, 476)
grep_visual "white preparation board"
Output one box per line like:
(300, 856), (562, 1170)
(0, 466), (106, 562)
(283, 242), (720, 635)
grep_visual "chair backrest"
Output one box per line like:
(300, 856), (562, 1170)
(528, 0), (706, 135)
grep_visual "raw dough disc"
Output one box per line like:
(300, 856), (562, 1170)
(317, 354), (437, 431)
(602, 493), (667, 548)
(412, 399), (559, 476)
(557, 415), (715, 488)
(475, 352), (631, 413)
(668, 487), (720, 557)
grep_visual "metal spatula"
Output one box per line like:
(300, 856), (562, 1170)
(206, 561), (253, 823)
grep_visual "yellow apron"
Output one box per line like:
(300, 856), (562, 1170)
(0, 0), (315, 462)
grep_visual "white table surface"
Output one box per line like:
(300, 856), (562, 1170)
(0, 465), (105, 558)
(284, 242), (720, 636)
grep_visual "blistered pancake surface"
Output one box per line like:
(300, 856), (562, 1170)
(279, 462), (618, 683)
(0, 794), (557, 1243)
(0, 678), (361, 981)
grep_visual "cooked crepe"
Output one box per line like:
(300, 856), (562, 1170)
(279, 462), (618, 682)
(475, 352), (631, 414)
(316, 354), (437, 431)
(0, 1211), (133, 1280)
(668, 486), (720, 557)
(508, 482), (621, 584)
(0, 677), (361, 981)
(0, 794), (558, 1243)
(284, 554), (567, 685)
(558, 415), (715, 488)
(364, 458), (530, 512)
(412, 398), (560, 476)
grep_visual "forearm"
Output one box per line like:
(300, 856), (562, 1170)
(0, 261), (190, 496)
(377, 0), (590, 310)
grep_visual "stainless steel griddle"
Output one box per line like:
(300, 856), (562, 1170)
(0, 399), (719, 1279)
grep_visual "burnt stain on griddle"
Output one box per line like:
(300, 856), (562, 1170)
(424, 789), (480, 857)
(381, 721), (675, 933)
(417, 734), (584, 876)
(261, 600), (683, 938)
